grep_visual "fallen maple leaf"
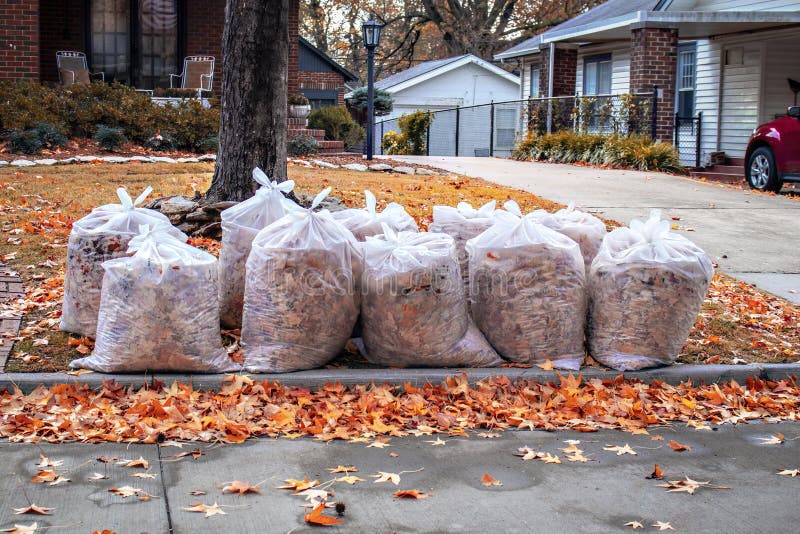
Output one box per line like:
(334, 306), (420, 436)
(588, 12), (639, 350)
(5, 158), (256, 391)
(646, 464), (664, 480)
(776, 468), (799, 477)
(88, 473), (109, 481)
(276, 479), (319, 492)
(189, 490), (207, 496)
(221, 480), (261, 495)
(30, 470), (56, 484)
(131, 473), (156, 479)
(366, 440), (391, 449)
(304, 502), (345, 526)
(481, 473), (502, 487)
(48, 476), (70, 486)
(657, 477), (730, 495)
(394, 490), (431, 499)
(35, 455), (63, 468)
(372, 472), (401, 485)
(540, 453), (562, 464)
(652, 521), (675, 531)
(425, 437), (447, 446)
(668, 440), (691, 452)
(603, 444), (637, 456)
(336, 475), (365, 485)
(64, 369), (92, 376)
(97, 456), (119, 464)
(124, 457), (150, 469)
(108, 486), (143, 498)
(759, 433), (785, 445)
(171, 448), (203, 460)
(183, 502), (226, 518)
(0, 523), (37, 534)
(535, 359), (555, 370)
(624, 521), (644, 529)
(13, 505), (53, 515)
(477, 432), (501, 439)
(514, 446), (543, 461)
(327, 465), (358, 473)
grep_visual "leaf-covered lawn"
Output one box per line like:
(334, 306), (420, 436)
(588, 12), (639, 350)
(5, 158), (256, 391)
(0, 162), (797, 372)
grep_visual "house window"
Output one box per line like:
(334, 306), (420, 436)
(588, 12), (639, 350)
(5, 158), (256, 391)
(677, 43), (696, 117)
(583, 53), (612, 96)
(90, 0), (181, 89)
(530, 65), (540, 98)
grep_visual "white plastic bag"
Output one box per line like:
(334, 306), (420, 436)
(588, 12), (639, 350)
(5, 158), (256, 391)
(508, 201), (606, 273)
(60, 187), (186, 337)
(467, 210), (587, 369)
(70, 225), (233, 373)
(588, 210), (713, 371)
(218, 167), (302, 328)
(240, 188), (361, 372)
(429, 200), (498, 294)
(332, 190), (418, 241)
(360, 225), (502, 368)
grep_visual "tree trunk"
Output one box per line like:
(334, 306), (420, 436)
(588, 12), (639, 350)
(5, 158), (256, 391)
(206, 0), (289, 202)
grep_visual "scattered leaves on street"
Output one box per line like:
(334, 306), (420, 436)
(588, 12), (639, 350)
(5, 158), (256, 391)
(221, 481), (261, 495)
(35, 455), (62, 468)
(0, 523), (38, 534)
(12, 505), (52, 516)
(327, 466), (357, 473)
(131, 473), (156, 480)
(123, 457), (149, 469)
(426, 437), (447, 446)
(304, 502), (345, 526)
(88, 473), (108, 481)
(372, 472), (401, 485)
(776, 469), (799, 477)
(335, 475), (365, 485)
(668, 441), (691, 452)
(603, 444), (637, 456)
(652, 521), (675, 531)
(183, 502), (226, 518)
(646, 465), (664, 480)
(108, 486), (143, 498)
(624, 521), (644, 529)
(759, 433), (785, 445)
(276, 479), (319, 493)
(657, 477), (730, 494)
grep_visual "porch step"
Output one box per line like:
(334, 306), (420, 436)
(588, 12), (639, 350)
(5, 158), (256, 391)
(288, 127), (326, 140)
(708, 164), (745, 175)
(726, 157), (746, 167)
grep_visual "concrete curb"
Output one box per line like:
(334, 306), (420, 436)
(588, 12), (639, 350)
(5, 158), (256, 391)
(0, 363), (797, 393)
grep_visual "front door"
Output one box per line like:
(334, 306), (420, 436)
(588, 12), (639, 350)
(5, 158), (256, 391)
(89, 0), (181, 89)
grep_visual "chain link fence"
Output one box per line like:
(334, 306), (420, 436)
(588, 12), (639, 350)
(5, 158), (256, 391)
(374, 92), (659, 159)
(674, 112), (702, 168)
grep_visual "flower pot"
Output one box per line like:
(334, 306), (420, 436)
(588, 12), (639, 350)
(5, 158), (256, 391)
(289, 104), (311, 118)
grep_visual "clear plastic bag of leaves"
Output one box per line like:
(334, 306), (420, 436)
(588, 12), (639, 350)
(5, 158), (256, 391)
(360, 224), (501, 368)
(429, 200), (499, 294)
(588, 210), (713, 371)
(241, 188), (361, 372)
(218, 167), (302, 328)
(60, 186), (186, 338)
(70, 225), (233, 373)
(332, 190), (418, 241)
(506, 200), (606, 273)
(467, 211), (586, 370)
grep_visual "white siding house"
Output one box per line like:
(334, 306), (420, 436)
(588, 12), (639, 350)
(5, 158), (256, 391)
(350, 55), (520, 121)
(496, 0), (800, 165)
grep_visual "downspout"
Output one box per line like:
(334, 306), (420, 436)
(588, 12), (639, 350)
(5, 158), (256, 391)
(547, 42), (555, 133)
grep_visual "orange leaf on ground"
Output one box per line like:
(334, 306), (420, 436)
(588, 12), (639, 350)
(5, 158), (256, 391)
(481, 473), (502, 487)
(646, 464), (664, 480)
(535, 359), (555, 370)
(221, 480), (261, 495)
(394, 490), (431, 499)
(668, 441), (691, 452)
(304, 502), (345, 526)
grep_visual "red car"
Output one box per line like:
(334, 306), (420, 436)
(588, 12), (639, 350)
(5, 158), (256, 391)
(745, 106), (800, 192)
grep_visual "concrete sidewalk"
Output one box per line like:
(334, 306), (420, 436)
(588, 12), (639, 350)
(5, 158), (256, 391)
(388, 156), (800, 304)
(2, 422), (797, 533)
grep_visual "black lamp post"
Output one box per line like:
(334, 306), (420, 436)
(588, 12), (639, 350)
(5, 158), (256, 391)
(362, 16), (383, 160)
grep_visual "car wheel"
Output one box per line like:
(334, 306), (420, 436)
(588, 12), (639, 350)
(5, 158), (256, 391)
(746, 147), (783, 192)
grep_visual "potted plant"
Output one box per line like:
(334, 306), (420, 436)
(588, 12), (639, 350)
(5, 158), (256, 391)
(288, 94), (311, 118)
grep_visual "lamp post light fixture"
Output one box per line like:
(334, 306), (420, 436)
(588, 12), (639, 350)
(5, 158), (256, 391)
(362, 16), (383, 160)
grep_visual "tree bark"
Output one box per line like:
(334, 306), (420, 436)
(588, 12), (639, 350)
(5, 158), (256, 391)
(206, 0), (289, 202)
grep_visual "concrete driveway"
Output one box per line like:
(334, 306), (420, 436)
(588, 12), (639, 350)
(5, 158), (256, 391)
(388, 156), (800, 304)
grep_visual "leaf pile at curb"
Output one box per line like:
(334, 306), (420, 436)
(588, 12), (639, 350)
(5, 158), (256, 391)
(0, 374), (798, 443)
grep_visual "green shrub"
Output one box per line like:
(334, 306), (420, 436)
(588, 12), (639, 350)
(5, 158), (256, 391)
(93, 124), (126, 151)
(381, 130), (409, 155)
(195, 135), (219, 153)
(0, 80), (62, 132)
(32, 122), (68, 149)
(289, 94), (309, 105)
(144, 131), (179, 152)
(513, 131), (683, 173)
(161, 99), (220, 151)
(287, 134), (319, 156)
(346, 86), (393, 117)
(383, 111), (432, 155)
(308, 105), (365, 150)
(9, 129), (44, 155)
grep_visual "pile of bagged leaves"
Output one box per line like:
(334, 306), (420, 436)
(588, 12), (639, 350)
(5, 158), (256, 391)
(59, 168), (713, 374)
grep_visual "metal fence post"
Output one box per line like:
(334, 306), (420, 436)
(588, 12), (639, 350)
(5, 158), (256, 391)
(489, 101), (495, 157)
(695, 111), (702, 168)
(426, 122), (431, 156)
(651, 85), (658, 141)
(455, 106), (460, 156)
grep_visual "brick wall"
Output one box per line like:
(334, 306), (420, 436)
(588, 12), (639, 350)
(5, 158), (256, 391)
(288, 0), (299, 97)
(39, 0), (82, 83)
(630, 26), (677, 142)
(185, 0), (225, 95)
(298, 70), (347, 105)
(0, 0), (40, 81)
(538, 46), (577, 97)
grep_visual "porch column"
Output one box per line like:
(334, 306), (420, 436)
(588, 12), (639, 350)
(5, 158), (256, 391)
(0, 0), (40, 81)
(630, 25), (678, 142)
(538, 45), (577, 97)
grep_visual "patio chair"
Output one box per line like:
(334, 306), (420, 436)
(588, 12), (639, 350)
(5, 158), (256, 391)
(170, 56), (215, 98)
(56, 51), (104, 86)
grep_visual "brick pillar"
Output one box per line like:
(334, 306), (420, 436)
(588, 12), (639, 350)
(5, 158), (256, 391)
(630, 26), (678, 142)
(539, 46), (577, 97)
(288, 0), (299, 97)
(0, 0), (40, 81)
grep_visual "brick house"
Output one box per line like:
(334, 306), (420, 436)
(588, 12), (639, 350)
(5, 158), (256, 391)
(0, 0), (357, 105)
(494, 0), (800, 169)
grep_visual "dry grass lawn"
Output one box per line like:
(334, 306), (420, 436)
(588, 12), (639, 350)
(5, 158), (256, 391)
(0, 162), (797, 372)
